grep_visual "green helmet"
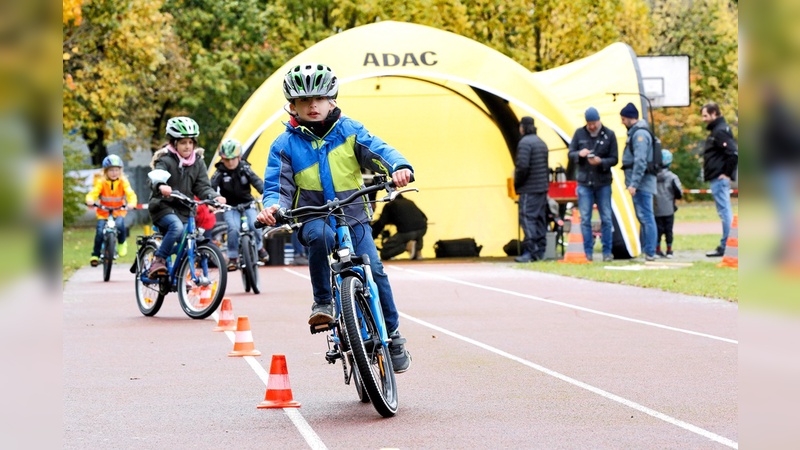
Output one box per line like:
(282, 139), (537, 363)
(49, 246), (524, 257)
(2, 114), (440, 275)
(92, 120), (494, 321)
(165, 116), (199, 139)
(218, 138), (242, 159)
(282, 63), (338, 101)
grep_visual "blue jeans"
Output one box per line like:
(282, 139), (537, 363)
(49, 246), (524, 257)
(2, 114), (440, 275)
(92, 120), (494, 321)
(92, 216), (127, 257)
(300, 218), (400, 332)
(577, 184), (613, 257)
(223, 207), (262, 259)
(710, 177), (733, 249)
(632, 190), (657, 256)
(153, 214), (184, 260)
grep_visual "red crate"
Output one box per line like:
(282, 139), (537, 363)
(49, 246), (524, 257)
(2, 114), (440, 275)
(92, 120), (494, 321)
(548, 181), (577, 201)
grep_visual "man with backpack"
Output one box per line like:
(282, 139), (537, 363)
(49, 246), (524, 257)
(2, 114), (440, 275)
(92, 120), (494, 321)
(620, 102), (657, 261)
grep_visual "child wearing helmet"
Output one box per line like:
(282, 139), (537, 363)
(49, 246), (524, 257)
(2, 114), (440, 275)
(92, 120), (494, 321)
(85, 155), (138, 266)
(210, 138), (268, 270)
(256, 63), (413, 373)
(147, 116), (227, 278)
(654, 149), (683, 258)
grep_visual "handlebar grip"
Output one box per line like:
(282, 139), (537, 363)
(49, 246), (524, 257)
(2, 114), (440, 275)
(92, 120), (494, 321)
(254, 220), (267, 230)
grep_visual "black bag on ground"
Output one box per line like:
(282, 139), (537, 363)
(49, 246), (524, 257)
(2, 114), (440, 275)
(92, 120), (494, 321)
(503, 239), (521, 256)
(434, 238), (483, 258)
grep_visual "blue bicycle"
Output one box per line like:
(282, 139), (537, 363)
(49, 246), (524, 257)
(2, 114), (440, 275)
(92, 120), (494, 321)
(257, 176), (416, 417)
(132, 190), (228, 319)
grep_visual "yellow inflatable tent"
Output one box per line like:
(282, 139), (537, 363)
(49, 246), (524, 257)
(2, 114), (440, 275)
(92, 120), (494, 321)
(215, 21), (647, 258)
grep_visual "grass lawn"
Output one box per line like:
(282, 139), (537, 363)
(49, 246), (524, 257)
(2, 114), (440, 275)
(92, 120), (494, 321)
(63, 225), (144, 283)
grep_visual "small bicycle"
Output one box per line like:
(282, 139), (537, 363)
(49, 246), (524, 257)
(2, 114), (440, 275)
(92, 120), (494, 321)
(216, 201), (262, 294)
(92, 204), (126, 282)
(257, 176), (416, 417)
(131, 190), (228, 319)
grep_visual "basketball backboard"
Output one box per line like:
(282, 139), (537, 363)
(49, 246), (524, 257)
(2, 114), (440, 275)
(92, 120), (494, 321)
(637, 55), (690, 107)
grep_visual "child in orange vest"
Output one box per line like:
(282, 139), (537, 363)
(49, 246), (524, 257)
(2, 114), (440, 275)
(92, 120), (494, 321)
(85, 155), (138, 266)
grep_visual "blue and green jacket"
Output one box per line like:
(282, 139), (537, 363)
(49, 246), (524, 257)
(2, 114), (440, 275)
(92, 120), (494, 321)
(262, 114), (413, 225)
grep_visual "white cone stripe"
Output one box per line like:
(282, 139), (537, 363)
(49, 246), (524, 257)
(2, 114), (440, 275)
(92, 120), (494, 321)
(268, 374), (292, 390)
(235, 330), (253, 342)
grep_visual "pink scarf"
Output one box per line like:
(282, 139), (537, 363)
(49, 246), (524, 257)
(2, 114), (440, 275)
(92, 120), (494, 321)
(167, 144), (197, 167)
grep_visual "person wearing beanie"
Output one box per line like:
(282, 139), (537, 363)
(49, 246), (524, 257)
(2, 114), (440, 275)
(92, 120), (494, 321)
(567, 106), (618, 262)
(620, 102), (658, 261)
(514, 116), (550, 263)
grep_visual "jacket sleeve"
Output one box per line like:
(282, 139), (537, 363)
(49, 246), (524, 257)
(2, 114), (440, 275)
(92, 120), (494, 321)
(671, 173), (683, 199)
(85, 175), (103, 205)
(191, 160), (217, 200)
(567, 130), (581, 165)
(628, 129), (651, 189)
(514, 139), (532, 189)
(122, 176), (137, 206)
(602, 131), (619, 171)
(209, 170), (221, 191)
(349, 120), (413, 175)
(262, 139), (296, 209)
(717, 129), (739, 177)
(245, 164), (265, 195)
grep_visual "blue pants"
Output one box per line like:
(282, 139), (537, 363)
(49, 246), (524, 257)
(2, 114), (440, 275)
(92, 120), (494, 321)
(300, 218), (400, 333)
(577, 184), (613, 257)
(92, 216), (127, 257)
(632, 190), (657, 257)
(710, 177), (733, 249)
(223, 207), (262, 259)
(153, 214), (184, 260)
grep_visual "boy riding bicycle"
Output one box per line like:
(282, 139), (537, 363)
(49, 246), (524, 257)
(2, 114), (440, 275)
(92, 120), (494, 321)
(210, 138), (268, 271)
(256, 63), (412, 373)
(85, 155), (137, 266)
(147, 116), (226, 278)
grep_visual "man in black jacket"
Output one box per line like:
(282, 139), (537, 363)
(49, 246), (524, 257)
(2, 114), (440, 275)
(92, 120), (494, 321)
(371, 194), (427, 260)
(567, 107), (619, 262)
(701, 102), (738, 257)
(514, 116), (550, 262)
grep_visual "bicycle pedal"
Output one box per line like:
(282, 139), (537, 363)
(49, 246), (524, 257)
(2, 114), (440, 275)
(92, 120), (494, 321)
(325, 349), (342, 364)
(309, 322), (334, 334)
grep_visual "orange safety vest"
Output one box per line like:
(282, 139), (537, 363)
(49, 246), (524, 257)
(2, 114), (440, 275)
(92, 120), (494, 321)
(85, 172), (137, 219)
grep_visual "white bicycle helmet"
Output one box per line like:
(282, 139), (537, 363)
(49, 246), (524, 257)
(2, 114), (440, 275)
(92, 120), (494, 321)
(282, 63), (338, 101)
(165, 116), (200, 140)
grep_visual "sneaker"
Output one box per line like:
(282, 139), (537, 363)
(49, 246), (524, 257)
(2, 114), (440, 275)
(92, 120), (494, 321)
(90, 256), (99, 267)
(406, 240), (417, 260)
(706, 246), (724, 257)
(515, 252), (533, 263)
(148, 256), (167, 278)
(258, 248), (269, 263)
(586, 254), (593, 262)
(666, 250), (674, 258)
(227, 257), (238, 271)
(644, 254), (656, 262)
(656, 250), (666, 258)
(388, 330), (411, 373)
(292, 255), (309, 265)
(308, 302), (334, 326)
(602, 254), (613, 262)
(117, 241), (128, 257)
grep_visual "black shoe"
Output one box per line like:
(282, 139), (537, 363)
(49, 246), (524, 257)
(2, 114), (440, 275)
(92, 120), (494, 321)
(656, 250), (666, 258)
(586, 254), (593, 262)
(666, 250), (673, 258)
(308, 302), (334, 326)
(515, 252), (533, 263)
(147, 256), (168, 278)
(388, 331), (411, 373)
(644, 254), (656, 262)
(258, 249), (269, 263)
(706, 246), (724, 257)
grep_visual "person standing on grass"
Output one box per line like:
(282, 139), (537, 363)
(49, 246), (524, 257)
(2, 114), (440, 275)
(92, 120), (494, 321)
(701, 102), (738, 257)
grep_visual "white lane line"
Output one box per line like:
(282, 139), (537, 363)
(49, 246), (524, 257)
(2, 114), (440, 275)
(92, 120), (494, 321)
(390, 266), (737, 344)
(210, 310), (327, 450)
(400, 312), (738, 449)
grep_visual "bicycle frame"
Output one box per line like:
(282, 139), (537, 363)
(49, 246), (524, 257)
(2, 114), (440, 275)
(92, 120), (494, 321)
(139, 206), (204, 290)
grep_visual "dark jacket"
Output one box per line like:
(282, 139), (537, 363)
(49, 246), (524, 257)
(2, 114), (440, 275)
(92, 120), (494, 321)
(567, 125), (618, 187)
(514, 133), (549, 194)
(703, 116), (738, 181)
(148, 147), (218, 223)
(371, 195), (427, 238)
(210, 159), (264, 206)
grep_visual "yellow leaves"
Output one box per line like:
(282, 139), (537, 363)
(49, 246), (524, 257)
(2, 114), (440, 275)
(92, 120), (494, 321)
(63, 0), (84, 26)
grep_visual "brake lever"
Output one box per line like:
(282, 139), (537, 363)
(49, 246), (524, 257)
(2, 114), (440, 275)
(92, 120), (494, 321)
(382, 187), (419, 202)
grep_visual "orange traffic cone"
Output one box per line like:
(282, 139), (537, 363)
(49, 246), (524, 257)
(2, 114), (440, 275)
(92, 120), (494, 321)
(257, 354), (301, 409)
(718, 214), (738, 269)
(213, 298), (236, 332)
(560, 208), (590, 264)
(228, 316), (262, 357)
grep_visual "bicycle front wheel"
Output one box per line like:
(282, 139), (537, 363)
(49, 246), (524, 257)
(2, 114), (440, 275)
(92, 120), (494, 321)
(340, 276), (398, 417)
(135, 242), (165, 316)
(240, 235), (260, 294)
(177, 243), (227, 319)
(102, 231), (115, 282)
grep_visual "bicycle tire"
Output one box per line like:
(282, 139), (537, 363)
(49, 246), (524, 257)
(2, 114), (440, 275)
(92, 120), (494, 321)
(241, 235), (260, 294)
(347, 353), (370, 403)
(240, 235), (252, 293)
(177, 243), (227, 319)
(102, 231), (115, 282)
(340, 276), (398, 417)
(135, 243), (165, 316)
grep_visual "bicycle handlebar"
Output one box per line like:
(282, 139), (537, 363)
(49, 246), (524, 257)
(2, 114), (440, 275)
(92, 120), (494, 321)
(91, 204), (127, 212)
(254, 175), (415, 230)
(169, 190), (225, 209)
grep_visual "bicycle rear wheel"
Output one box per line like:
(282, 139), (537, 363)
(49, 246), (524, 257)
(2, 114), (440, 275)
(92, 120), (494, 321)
(135, 243), (165, 316)
(340, 276), (398, 417)
(177, 243), (227, 319)
(102, 231), (115, 282)
(347, 353), (370, 403)
(240, 235), (260, 294)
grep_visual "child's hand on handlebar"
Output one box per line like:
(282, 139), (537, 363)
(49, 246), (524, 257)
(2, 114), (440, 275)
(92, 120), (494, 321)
(214, 196), (227, 205)
(159, 185), (172, 197)
(392, 168), (413, 188)
(257, 204), (280, 226)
